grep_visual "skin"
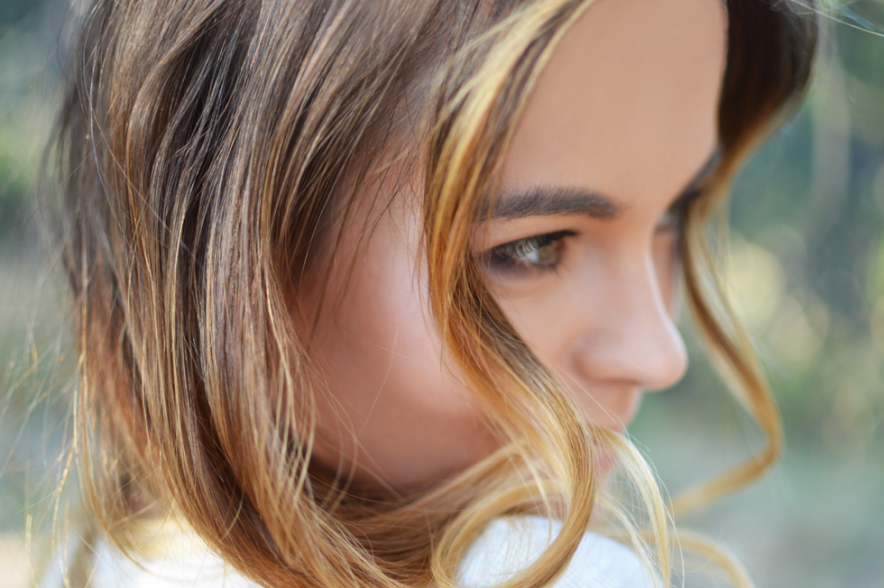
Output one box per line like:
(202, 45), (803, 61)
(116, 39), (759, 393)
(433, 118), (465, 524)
(307, 0), (727, 492)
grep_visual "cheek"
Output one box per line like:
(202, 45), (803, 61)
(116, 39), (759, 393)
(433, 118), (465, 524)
(308, 216), (498, 489)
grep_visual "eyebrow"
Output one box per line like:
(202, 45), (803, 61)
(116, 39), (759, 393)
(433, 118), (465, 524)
(480, 187), (620, 221)
(479, 148), (722, 222)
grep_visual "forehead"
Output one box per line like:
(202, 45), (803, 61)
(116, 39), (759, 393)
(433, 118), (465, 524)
(500, 0), (726, 207)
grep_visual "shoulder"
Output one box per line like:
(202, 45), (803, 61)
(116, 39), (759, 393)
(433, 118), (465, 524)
(39, 527), (260, 588)
(458, 515), (656, 588)
(42, 517), (652, 588)
(89, 540), (259, 588)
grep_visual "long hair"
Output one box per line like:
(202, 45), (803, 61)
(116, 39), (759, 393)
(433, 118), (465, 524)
(48, 0), (816, 586)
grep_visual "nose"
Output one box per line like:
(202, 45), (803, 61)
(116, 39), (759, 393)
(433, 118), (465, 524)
(569, 253), (688, 392)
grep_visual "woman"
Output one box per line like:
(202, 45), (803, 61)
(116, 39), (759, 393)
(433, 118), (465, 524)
(44, 0), (816, 586)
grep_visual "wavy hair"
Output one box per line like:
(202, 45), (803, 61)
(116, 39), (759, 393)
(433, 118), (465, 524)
(48, 0), (816, 586)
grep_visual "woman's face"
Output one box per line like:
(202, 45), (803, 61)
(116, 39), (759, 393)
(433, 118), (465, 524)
(308, 0), (726, 491)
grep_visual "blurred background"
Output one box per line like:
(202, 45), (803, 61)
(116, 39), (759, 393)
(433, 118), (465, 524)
(0, 1), (882, 587)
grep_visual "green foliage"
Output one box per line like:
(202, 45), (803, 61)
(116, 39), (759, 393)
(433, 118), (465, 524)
(0, 0), (41, 27)
(0, 0), (55, 241)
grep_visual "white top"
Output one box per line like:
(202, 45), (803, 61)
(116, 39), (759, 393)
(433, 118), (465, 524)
(41, 516), (653, 588)
(459, 516), (654, 588)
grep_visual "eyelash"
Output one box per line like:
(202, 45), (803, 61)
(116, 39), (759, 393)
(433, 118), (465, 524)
(482, 230), (577, 276)
(663, 188), (701, 229)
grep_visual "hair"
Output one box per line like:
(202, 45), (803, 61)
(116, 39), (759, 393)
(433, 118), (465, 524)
(46, 0), (816, 586)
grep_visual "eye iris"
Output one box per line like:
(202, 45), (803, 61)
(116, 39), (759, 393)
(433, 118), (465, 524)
(527, 241), (556, 264)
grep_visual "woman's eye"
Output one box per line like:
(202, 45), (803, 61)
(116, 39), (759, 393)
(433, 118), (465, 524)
(658, 187), (700, 234)
(480, 230), (576, 275)
(655, 208), (681, 233)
